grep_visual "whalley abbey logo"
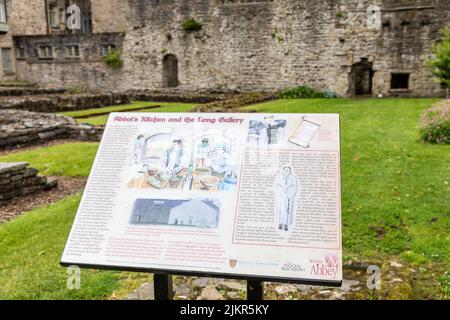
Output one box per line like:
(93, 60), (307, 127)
(310, 254), (339, 278)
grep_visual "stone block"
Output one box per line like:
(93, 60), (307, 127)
(22, 168), (39, 178)
(44, 177), (59, 190)
(20, 185), (44, 196)
(0, 162), (29, 174)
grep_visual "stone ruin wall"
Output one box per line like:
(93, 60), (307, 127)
(0, 0), (49, 80)
(0, 162), (58, 207)
(13, 33), (126, 91)
(0, 0), (15, 79)
(0, 110), (104, 150)
(11, 0), (450, 97)
(8, 0), (48, 36)
(90, 0), (129, 34)
(119, 0), (450, 97)
(0, 92), (130, 112)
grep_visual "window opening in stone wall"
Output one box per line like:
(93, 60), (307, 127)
(66, 45), (80, 58)
(49, 4), (58, 27)
(101, 44), (116, 56)
(0, 0), (6, 23)
(2, 48), (13, 74)
(391, 73), (410, 90)
(0, 0), (7, 34)
(0, 0), (7, 23)
(38, 46), (54, 59)
(162, 54), (179, 88)
(17, 47), (26, 59)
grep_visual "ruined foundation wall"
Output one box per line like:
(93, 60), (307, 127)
(0, 110), (104, 150)
(0, 92), (130, 112)
(0, 162), (57, 206)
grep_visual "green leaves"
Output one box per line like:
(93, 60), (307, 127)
(419, 100), (450, 144)
(182, 18), (203, 32)
(103, 50), (124, 70)
(278, 86), (336, 99)
(428, 27), (450, 90)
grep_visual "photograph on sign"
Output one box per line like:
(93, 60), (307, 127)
(61, 113), (342, 285)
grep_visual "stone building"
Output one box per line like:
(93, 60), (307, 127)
(1, 0), (449, 97)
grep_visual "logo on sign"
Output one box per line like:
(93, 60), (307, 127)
(229, 259), (238, 268)
(310, 254), (339, 278)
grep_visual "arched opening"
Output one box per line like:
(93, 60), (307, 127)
(162, 54), (179, 88)
(350, 58), (374, 96)
(140, 133), (173, 166)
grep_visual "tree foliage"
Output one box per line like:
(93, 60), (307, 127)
(428, 28), (450, 91)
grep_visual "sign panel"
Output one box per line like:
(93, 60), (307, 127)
(61, 113), (342, 285)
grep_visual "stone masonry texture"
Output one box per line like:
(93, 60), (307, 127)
(0, 109), (104, 150)
(0, 162), (58, 206)
(3, 0), (450, 97)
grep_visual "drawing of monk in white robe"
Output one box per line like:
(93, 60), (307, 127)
(131, 135), (145, 165)
(275, 167), (299, 232)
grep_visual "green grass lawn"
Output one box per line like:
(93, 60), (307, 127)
(60, 101), (197, 126)
(245, 99), (450, 268)
(0, 194), (122, 299)
(0, 142), (99, 177)
(0, 98), (448, 299)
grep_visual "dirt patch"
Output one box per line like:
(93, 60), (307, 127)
(0, 176), (86, 223)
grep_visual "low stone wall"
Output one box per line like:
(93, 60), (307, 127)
(0, 92), (130, 113)
(191, 92), (277, 113)
(67, 124), (104, 142)
(128, 89), (233, 104)
(0, 162), (58, 206)
(0, 110), (103, 150)
(0, 87), (67, 97)
(128, 89), (277, 109)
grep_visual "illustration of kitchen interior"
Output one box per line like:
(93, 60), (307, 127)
(127, 133), (238, 192)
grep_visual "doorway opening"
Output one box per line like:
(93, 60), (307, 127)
(350, 58), (374, 96)
(162, 54), (179, 88)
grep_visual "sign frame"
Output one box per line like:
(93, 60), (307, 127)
(60, 112), (344, 294)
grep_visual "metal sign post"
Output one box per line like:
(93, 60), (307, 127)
(154, 273), (174, 300)
(153, 274), (264, 301)
(247, 280), (264, 300)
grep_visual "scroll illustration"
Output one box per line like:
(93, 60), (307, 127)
(289, 117), (321, 148)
